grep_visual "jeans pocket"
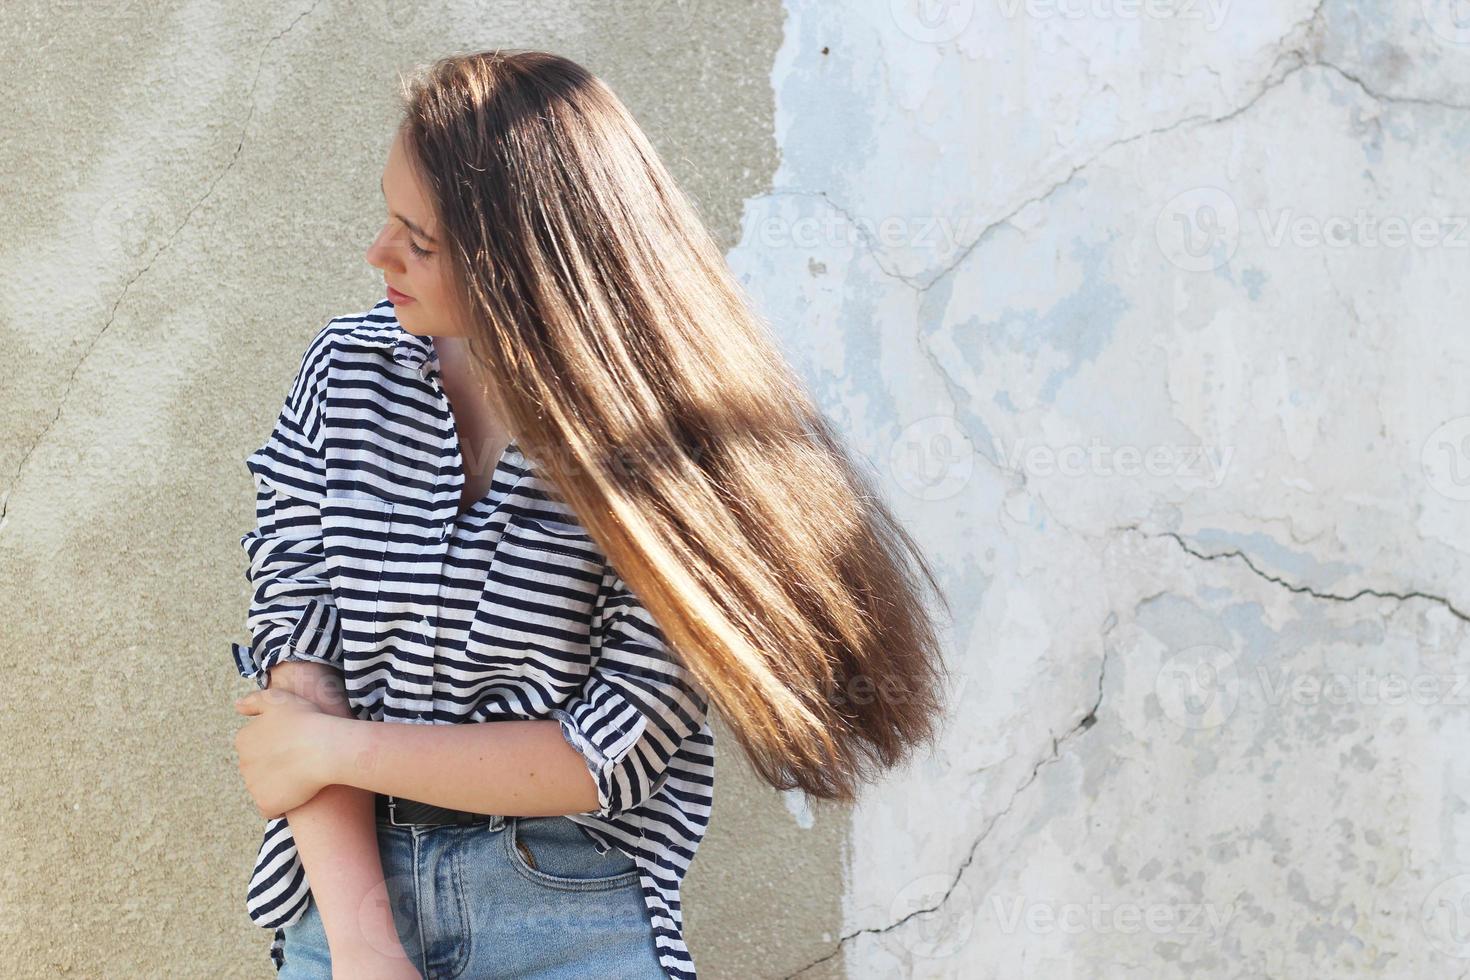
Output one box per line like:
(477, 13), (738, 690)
(505, 816), (640, 891)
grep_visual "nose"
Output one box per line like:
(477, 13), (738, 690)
(364, 224), (398, 272)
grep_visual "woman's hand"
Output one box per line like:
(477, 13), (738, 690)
(233, 687), (340, 819)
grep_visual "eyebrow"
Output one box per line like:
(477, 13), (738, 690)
(380, 175), (438, 245)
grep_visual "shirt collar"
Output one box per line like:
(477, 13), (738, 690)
(344, 297), (439, 374)
(344, 297), (535, 473)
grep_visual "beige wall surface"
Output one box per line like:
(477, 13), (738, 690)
(0, 2), (852, 977)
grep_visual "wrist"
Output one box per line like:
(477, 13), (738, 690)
(308, 713), (364, 789)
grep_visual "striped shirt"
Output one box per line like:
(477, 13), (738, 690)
(228, 297), (715, 978)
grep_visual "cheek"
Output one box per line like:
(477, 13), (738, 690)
(398, 266), (435, 305)
(422, 266), (455, 309)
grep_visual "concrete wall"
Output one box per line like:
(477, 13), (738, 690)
(0, 2), (819, 976)
(739, 1), (1470, 977)
(5, 0), (1465, 977)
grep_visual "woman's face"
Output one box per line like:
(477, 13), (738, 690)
(365, 129), (461, 336)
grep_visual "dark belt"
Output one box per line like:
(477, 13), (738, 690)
(375, 792), (502, 828)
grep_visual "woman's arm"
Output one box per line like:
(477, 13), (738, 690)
(312, 572), (707, 820)
(267, 661), (418, 975)
(229, 325), (421, 974)
(314, 714), (602, 816)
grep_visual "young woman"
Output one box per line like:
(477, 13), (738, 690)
(229, 49), (952, 979)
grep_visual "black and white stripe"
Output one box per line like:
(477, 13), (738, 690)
(229, 298), (715, 978)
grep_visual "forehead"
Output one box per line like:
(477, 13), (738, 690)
(383, 133), (429, 204)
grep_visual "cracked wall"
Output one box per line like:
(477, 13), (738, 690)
(737, 0), (1470, 976)
(10, 0), (1467, 977)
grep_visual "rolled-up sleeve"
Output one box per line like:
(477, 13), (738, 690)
(228, 328), (340, 690)
(550, 571), (710, 819)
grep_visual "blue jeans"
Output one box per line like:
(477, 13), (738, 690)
(276, 812), (666, 978)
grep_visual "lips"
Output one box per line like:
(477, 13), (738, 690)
(386, 284), (414, 305)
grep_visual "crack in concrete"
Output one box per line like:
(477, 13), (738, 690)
(879, 8), (1330, 536)
(1139, 527), (1470, 624)
(0, 0), (322, 543)
(914, 49), (1470, 303)
(763, 39), (1316, 299)
(799, 0), (1470, 304)
(782, 639), (1110, 978)
(1316, 58), (1470, 113)
(770, 3), (1470, 973)
(800, 0), (1329, 300)
(914, 49), (1324, 299)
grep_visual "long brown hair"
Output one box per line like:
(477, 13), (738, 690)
(395, 49), (953, 802)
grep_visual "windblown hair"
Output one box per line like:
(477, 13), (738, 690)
(395, 49), (953, 802)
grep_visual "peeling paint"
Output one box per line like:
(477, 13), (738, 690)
(748, 0), (1470, 975)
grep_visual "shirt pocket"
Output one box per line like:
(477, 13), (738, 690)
(318, 489), (395, 656)
(461, 511), (603, 696)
